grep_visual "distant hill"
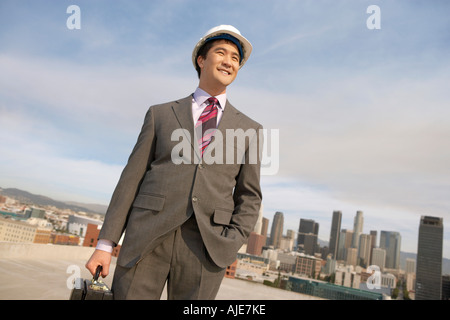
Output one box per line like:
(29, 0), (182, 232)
(65, 201), (108, 214)
(0, 187), (107, 214)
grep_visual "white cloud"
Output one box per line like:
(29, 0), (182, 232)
(0, 144), (122, 205)
(0, 54), (195, 127)
(0, 108), (122, 204)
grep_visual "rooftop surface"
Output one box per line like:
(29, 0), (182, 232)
(0, 243), (321, 300)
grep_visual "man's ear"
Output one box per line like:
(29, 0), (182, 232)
(197, 55), (204, 69)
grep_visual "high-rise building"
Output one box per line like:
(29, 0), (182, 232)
(379, 231), (401, 270)
(346, 247), (358, 266)
(297, 218), (318, 249)
(415, 216), (443, 300)
(337, 229), (354, 261)
(303, 233), (318, 255)
(269, 211), (284, 249)
(261, 217), (269, 237)
(405, 258), (416, 274)
(370, 230), (377, 248)
(246, 232), (266, 255)
(352, 211), (364, 249)
(280, 230), (296, 251)
(329, 211), (342, 259)
(371, 247), (386, 271)
(358, 233), (372, 267)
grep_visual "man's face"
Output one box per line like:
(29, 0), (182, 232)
(197, 39), (240, 94)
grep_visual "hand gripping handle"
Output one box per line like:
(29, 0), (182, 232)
(94, 265), (102, 282)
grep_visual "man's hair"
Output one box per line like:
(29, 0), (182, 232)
(195, 39), (240, 79)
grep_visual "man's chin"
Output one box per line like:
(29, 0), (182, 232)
(217, 77), (235, 88)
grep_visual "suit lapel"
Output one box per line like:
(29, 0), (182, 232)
(171, 95), (202, 161)
(171, 95), (194, 133)
(218, 100), (241, 132)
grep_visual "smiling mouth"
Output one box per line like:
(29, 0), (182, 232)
(218, 69), (231, 76)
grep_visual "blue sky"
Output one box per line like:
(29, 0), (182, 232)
(1, 1), (450, 258)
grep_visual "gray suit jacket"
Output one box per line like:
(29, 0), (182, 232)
(99, 95), (262, 268)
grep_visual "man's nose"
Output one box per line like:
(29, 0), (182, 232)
(221, 55), (232, 67)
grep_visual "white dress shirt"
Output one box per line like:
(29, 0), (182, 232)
(192, 87), (226, 125)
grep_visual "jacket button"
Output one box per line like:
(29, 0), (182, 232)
(192, 196), (198, 202)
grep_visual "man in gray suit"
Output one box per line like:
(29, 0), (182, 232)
(86, 25), (262, 300)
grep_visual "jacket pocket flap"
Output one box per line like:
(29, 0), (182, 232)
(213, 208), (233, 225)
(133, 193), (165, 211)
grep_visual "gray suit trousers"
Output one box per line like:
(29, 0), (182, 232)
(111, 214), (226, 300)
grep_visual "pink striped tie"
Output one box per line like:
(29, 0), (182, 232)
(196, 97), (218, 157)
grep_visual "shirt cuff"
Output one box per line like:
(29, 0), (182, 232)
(96, 239), (114, 253)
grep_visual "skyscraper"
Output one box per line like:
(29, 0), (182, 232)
(337, 229), (353, 261)
(416, 215), (443, 300)
(371, 247), (386, 271)
(329, 211), (342, 259)
(261, 217), (269, 237)
(379, 231), (401, 270)
(269, 211), (284, 249)
(357, 233), (372, 267)
(303, 233), (318, 255)
(297, 218), (318, 250)
(370, 230), (377, 249)
(352, 211), (364, 249)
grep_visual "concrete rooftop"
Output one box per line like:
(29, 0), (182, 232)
(0, 242), (321, 300)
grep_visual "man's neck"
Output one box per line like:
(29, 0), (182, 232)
(198, 84), (227, 97)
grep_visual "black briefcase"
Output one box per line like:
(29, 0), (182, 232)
(70, 266), (113, 300)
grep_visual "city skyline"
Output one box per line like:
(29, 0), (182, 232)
(0, 182), (449, 259)
(2, 183), (449, 284)
(1, 1), (449, 258)
(265, 207), (447, 264)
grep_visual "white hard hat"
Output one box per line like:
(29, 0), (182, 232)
(192, 25), (253, 70)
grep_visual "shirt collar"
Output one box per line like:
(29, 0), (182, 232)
(193, 87), (226, 111)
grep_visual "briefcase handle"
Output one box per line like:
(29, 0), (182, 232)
(89, 265), (111, 293)
(94, 265), (102, 282)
